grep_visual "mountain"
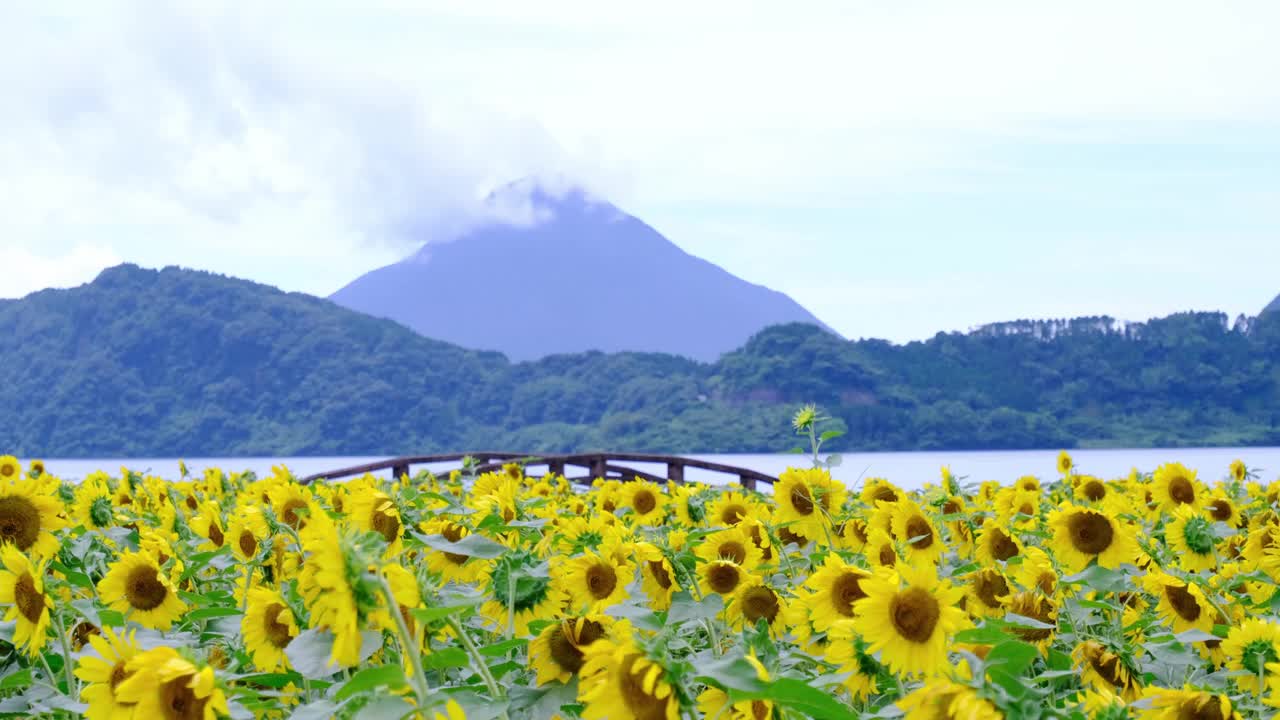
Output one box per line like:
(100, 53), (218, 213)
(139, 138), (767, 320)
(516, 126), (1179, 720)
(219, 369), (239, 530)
(1265, 294), (1280, 315)
(3, 264), (1280, 457)
(330, 182), (834, 362)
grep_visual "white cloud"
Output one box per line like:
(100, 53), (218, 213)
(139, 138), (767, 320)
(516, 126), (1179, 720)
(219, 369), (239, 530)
(4, 244), (123, 299)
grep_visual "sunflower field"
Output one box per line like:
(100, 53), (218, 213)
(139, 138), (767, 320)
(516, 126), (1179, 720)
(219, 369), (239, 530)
(0, 440), (1279, 720)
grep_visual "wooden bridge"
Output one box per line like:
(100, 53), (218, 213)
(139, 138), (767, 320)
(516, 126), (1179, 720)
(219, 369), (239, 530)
(299, 451), (778, 490)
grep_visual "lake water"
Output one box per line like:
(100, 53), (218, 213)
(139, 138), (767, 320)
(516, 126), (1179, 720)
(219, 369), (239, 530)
(24, 446), (1280, 490)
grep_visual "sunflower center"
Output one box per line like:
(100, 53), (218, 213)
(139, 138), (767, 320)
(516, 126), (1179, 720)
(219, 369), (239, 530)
(1082, 481), (1106, 501)
(1207, 500), (1232, 522)
(832, 573), (867, 617)
(974, 571), (1009, 609)
(207, 521), (224, 548)
(1176, 696), (1226, 720)
(870, 486), (898, 504)
(889, 587), (940, 643)
(0, 496), (41, 551)
(989, 529), (1019, 561)
(14, 573), (45, 624)
(1168, 476), (1195, 504)
(720, 503), (747, 525)
(632, 490), (656, 515)
(442, 524), (470, 564)
(1066, 512), (1114, 555)
(1241, 639), (1280, 675)
(718, 541), (748, 565)
(124, 564), (169, 611)
(185, 496), (198, 511)
(279, 499), (308, 530)
(1009, 592), (1055, 642)
(878, 544), (896, 567)
(778, 527), (808, 548)
(905, 517), (933, 549)
(617, 654), (674, 720)
(789, 485), (815, 515)
(238, 531), (258, 559)
(159, 674), (210, 720)
(109, 662), (132, 692)
(547, 626), (586, 673)
(72, 621), (99, 650)
(1085, 644), (1129, 690)
(647, 560), (672, 589)
(585, 563), (618, 600)
(0, 464), (13, 478)
(741, 586), (780, 625)
(263, 603), (295, 648)
(371, 507), (401, 544)
(1163, 584), (1201, 622)
(1181, 517), (1215, 554)
(942, 500), (961, 515)
(706, 563), (742, 594)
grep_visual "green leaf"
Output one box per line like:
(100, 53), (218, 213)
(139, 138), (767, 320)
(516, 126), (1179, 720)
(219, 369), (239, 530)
(185, 607), (243, 622)
(353, 695), (416, 720)
(479, 638), (526, 657)
(410, 602), (479, 624)
(1061, 565), (1131, 593)
(415, 532), (509, 559)
(820, 429), (846, 442)
(0, 669), (32, 691)
(667, 592), (723, 625)
(335, 666), (409, 701)
(288, 699), (343, 720)
(983, 640), (1039, 698)
(424, 647), (470, 671)
(953, 622), (1012, 645)
(755, 678), (859, 720)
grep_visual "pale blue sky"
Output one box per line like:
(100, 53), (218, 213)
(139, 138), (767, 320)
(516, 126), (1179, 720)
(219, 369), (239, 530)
(2, 2), (1278, 342)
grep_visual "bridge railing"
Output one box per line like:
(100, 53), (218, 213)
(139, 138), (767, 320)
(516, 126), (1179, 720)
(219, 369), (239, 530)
(298, 451), (777, 490)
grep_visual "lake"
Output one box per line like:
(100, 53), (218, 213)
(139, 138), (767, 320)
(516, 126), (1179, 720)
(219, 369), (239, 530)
(25, 446), (1280, 490)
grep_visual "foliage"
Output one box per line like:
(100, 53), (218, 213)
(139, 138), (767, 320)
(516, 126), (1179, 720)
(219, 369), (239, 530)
(3, 265), (1280, 456)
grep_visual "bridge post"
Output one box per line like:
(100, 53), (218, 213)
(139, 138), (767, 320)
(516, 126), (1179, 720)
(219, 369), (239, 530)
(667, 462), (684, 484)
(548, 459), (565, 478)
(739, 473), (757, 491)
(589, 456), (607, 481)
(391, 462), (410, 481)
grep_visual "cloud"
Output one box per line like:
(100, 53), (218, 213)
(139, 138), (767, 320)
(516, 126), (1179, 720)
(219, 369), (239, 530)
(5, 244), (123, 299)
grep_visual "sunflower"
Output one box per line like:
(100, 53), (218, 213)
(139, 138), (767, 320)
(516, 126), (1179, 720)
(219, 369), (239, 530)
(297, 510), (366, 668)
(974, 519), (1023, 566)
(73, 476), (117, 531)
(1165, 506), (1218, 573)
(697, 653), (772, 720)
(0, 474), (69, 559)
(529, 615), (612, 685)
(1136, 686), (1239, 720)
(1230, 459), (1248, 483)
(891, 500), (945, 566)
(421, 518), (489, 584)
(619, 480), (667, 525)
(1073, 639), (1142, 701)
(227, 505), (270, 563)
(1074, 475), (1110, 504)
(866, 529), (899, 569)
(695, 526), (764, 571)
(562, 548), (633, 613)
(706, 490), (765, 528)
(188, 501), (227, 551)
(242, 586), (300, 672)
(835, 516), (870, 552)
(0, 546), (52, 655)
(899, 679), (1002, 720)
(1203, 491), (1241, 528)
(860, 478), (902, 506)
(266, 482), (314, 530)
(822, 620), (882, 700)
(578, 628), (680, 720)
(346, 487), (404, 551)
(98, 549), (187, 630)
(1152, 462), (1202, 511)
(726, 578), (785, 632)
(483, 551), (564, 636)
(1046, 505), (1139, 572)
(1014, 547), (1058, 595)
(0, 456), (20, 482)
(1057, 451), (1074, 476)
(1221, 619), (1280, 693)
(965, 568), (1011, 619)
(700, 559), (755, 598)
(116, 647), (229, 720)
(800, 554), (871, 632)
(1007, 590), (1058, 651)
(76, 626), (142, 720)
(853, 565), (968, 678)
(635, 542), (679, 611)
(773, 466), (845, 541)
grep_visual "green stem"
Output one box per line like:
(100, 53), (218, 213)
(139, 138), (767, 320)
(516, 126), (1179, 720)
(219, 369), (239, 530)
(377, 575), (431, 708)
(445, 615), (510, 720)
(51, 610), (76, 696)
